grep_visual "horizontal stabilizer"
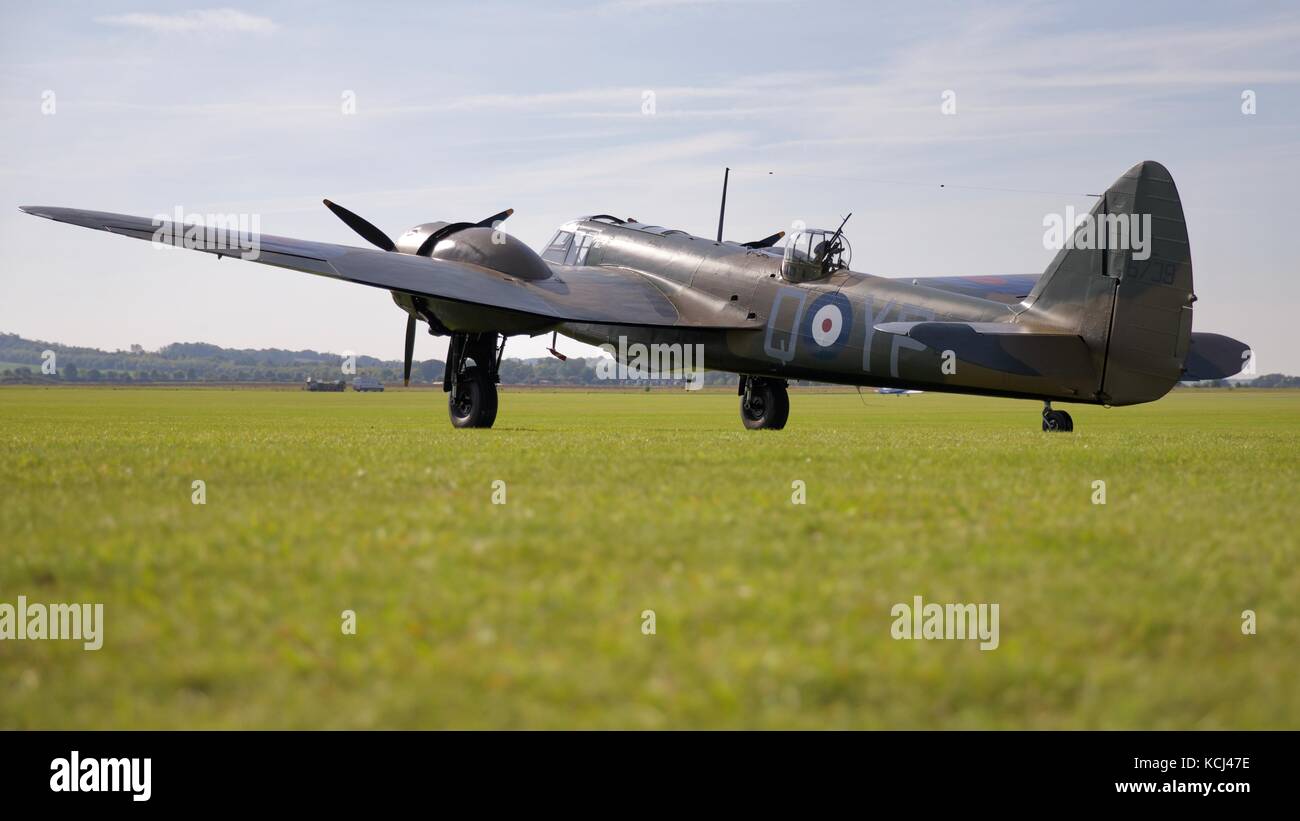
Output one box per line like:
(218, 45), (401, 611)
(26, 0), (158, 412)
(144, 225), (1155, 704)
(1183, 332), (1252, 380)
(874, 321), (1094, 380)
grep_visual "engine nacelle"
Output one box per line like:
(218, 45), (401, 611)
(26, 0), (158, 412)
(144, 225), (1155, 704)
(396, 221), (452, 255)
(396, 223), (552, 281)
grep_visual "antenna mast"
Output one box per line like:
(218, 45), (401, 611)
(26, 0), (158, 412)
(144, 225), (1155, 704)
(716, 167), (729, 242)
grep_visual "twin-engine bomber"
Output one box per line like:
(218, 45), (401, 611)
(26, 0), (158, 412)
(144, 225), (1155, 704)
(21, 161), (1250, 431)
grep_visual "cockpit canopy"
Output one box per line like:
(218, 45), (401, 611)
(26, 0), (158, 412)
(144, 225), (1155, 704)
(541, 227), (601, 266)
(782, 227), (852, 282)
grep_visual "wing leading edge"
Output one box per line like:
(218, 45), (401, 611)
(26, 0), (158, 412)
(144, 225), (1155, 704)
(19, 206), (756, 330)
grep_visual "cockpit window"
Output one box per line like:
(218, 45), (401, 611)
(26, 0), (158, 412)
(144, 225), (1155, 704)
(541, 230), (573, 263)
(565, 231), (595, 266)
(781, 228), (852, 282)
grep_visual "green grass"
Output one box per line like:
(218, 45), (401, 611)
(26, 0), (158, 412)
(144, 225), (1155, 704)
(1, 386), (1297, 729)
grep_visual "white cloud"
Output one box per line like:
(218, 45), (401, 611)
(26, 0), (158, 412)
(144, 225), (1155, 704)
(95, 8), (277, 35)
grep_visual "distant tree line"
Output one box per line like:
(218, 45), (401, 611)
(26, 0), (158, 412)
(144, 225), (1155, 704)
(0, 332), (437, 384)
(7, 332), (1294, 389)
(0, 332), (744, 386)
(1180, 374), (1300, 388)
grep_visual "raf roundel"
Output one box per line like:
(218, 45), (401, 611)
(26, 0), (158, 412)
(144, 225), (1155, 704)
(800, 292), (853, 360)
(811, 303), (844, 347)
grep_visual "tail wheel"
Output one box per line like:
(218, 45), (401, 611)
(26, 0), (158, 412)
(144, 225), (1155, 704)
(449, 366), (498, 428)
(741, 378), (789, 430)
(1042, 409), (1074, 432)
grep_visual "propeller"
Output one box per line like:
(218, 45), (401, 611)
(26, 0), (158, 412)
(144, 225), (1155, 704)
(322, 199), (395, 252)
(403, 313), (417, 387)
(741, 231), (785, 249)
(476, 208), (514, 229)
(321, 200), (513, 387)
(322, 200), (512, 255)
(414, 208), (514, 256)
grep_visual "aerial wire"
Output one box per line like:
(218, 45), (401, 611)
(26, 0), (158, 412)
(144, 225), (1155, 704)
(726, 167), (1101, 198)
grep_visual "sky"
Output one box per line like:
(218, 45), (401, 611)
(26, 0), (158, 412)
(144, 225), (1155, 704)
(1, 0), (1297, 370)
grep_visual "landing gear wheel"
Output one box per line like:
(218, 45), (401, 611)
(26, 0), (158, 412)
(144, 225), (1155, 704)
(449, 366), (498, 428)
(1042, 408), (1073, 432)
(741, 378), (789, 430)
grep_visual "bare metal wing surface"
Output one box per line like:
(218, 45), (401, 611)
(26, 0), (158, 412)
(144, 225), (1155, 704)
(17, 206), (755, 331)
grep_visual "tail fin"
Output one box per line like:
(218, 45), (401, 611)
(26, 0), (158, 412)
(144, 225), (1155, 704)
(1022, 161), (1194, 405)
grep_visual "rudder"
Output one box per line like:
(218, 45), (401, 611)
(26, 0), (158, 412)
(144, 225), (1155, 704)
(1021, 161), (1194, 405)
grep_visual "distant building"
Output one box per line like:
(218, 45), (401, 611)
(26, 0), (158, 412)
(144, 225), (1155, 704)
(352, 376), (384, 392)
(304, 377), (345, 392)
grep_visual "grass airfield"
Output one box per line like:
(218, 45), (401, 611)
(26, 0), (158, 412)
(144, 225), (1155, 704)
(0, 386), (1296, 729)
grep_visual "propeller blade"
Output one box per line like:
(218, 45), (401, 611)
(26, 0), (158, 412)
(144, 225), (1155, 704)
(741, 231), (785, 249)
(323, 199), (396, 252)
(475, 208), (514, 229)
(415, 221), (474, 257)
(416, 208), (512, 256)
(403, 313), (416, 386)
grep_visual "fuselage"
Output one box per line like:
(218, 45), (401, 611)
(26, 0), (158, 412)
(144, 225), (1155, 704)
(544, 216), (1088, 403)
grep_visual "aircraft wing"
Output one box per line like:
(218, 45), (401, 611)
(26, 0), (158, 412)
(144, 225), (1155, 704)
(899, 274), (1040, 304)
(18, 206), (756, 330)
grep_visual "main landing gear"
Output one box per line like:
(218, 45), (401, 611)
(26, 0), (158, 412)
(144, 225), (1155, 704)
(445, 332), (503, 428)
(1042, 401), (1074, 433)
(740, 376), (789, 430)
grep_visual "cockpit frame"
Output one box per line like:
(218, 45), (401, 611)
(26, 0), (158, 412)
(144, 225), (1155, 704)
(781, 227), (852, 283)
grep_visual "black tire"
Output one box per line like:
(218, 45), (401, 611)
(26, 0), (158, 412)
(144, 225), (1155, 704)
(1041, 409), (1073, 432)
(741, 380), (789, 430)
(449, 367), (498, 428)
